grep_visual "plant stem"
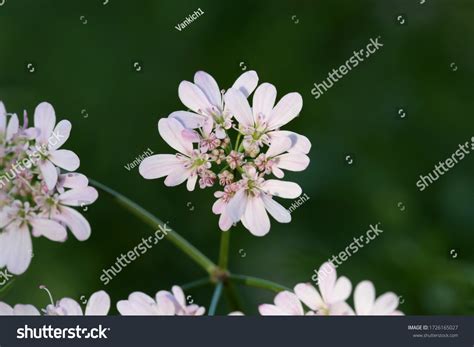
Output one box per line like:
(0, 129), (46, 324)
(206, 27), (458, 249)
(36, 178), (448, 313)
(181, 277), (211, 291)
(224, 281), (244, 312)
(208, 282), (224, 316)
(234, 133), (242, 151)
(229, 274), (290, 293)
(90, 179), (218, 275)
(218, 231), (231, 270)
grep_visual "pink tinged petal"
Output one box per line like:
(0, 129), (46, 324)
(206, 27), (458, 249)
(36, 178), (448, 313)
(178, 81), (212, 115)
(354, 281), (376, 315)
(252, 83), (277, 121)
(34, 102), (56, 143)
(392, 310), (404, 316)
(258, 304), (288, 316)
(39, 160), (59, 190)
(0, 101), (6, 133)
(60, 173), (89, 189)
(13, 304), (41, 316)
(328, 276), (352, 304)
(294, 283), (324, 311)
(329, 302), (355, 316)
(272, 167), (285, 179)
(232, 70), (258, 98)
(226, 189), (247, 223)
(30, 217), (67, 242)
(194, 71), (222, 107)
(0, 302), (14, 315)
(261, 194), (291, 223)
(182, 129), (200, 142)
(372, 292), (399, 315)
(274, 291), (304, 315)
(58, 298), (83, 315)
(261, 180), (302, 199)
(130, 292), (155, 305)
(139, 154), (182, 180)
(277, 153), (310, 172)
(117, 300), (141, 315)
(158, 118), (193, 155)
(49, 149), (80, 171)
(59, 187), (99, 206)
(164, 166), (191, 187)
(219, 212), (233, 231)
(318, 262), (337, 303)
(1, 224), (32, 275)
(49, 120), (72, 150)
(186, 174), (198, 191)
(54, 206), (91, 241)
(268, 130), (311, 154)
(85, 291), (111, 315)
(267, 93), (303, 130)
(267, 137), (292, 158)
(171, 286), (186, 307)
(212, 198), (225, 214)
(169, 111), (207, 129)
(156, 296), (177, 316)
(224, 88), (254, 127)
(241, 196), (270, 236)
(6, 113), (19, 141)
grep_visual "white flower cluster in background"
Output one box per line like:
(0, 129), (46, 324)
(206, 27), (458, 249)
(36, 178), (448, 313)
(0, 102), (98, 275)
(139, 71), (311, 236)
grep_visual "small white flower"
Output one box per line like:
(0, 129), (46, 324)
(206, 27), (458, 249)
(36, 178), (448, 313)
(45, 291), (111, 316)
(156, 285), (205, 316)
(259, 291), (305, 315)
(0, 302), (40, 316)
(352, 280), (403, 315)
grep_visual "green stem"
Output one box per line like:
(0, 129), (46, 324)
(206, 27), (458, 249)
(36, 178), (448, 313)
(218, 231), (231, 269)
(224, 281), (244, 312)
(208, 282), (224, 315)
(90, 179), (218, 275)
(230, 274), (290, 293)
(234, 133), (242, 151)
(181, 277), (211, 291)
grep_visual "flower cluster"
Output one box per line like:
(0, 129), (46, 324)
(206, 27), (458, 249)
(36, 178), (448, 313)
(139, 71), (311, 236)
(259, 262), (403, 316)
(0, 102), (98, 275)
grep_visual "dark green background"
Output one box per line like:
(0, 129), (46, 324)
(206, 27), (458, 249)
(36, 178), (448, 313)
(1, 0), (473, 315)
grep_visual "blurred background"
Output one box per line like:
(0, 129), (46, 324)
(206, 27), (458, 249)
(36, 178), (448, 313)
(0, 0), (473, 315)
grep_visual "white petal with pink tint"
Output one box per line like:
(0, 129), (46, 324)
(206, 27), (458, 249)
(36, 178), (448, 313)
(294, 283), (324, 311)
(85, 291), (111, 315)
(49, 149), (80, 171)
(6, 113), (19, 141)
(59, 187), (99, 206)
(277, 153), (310, 172)
(268, 130), (311, 154)
(158, 118), (193, 155)
(0, 101), (6, 134)
(354, 281), (375, 315)
(194, 71), (221, 107)
(318, 262), (337, 303)
(241, 196), (270, 236)
(372, 292), (399, 315)
(54, 206), (91, 241)
(58, 298), (83, 315)
(226, 189), (247, 223)
(267, 93), (303, 130)
(178, 81), (211, 115)
(13, 304), (41, 316)
(60, 173), (89, 189)
(261, 194), (291, 223)
(30, 217), (67, 242)
(34, 102), (56, 143)
(266, 137), (292, 158)
(0, 223), (32, 275)
(231, 70), (258, 98)
(49, 120), (72, 150)
(164, 166), (191, 187)
(224, 89), (254, 127)
(139, 154), (182, 179)
(261, 180), (302, 199)
(39, 160), (59, 190)
(0, 303), (13, 315)
(169, 111), (206, 129)
(252, 83), (276, 122)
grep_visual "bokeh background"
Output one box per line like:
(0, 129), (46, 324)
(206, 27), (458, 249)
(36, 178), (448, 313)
(0, 0), (473, 315)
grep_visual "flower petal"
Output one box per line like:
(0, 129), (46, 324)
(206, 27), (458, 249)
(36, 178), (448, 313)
(164, 166), (191, 187)
(372, 292), (399, 315)
(54, 206), (91, 241)
(30, 217), (67, 242)
(261, 180), (302, 199)
(49, 149), (80, 171)
(13, 304), (41, 316)
(241, 196), (270, 236)
(39, 159), (59, 190)
(58, 298), (83, 315)
(0, 302), (13, 315)
(267, 93), (303, 130)
(169, 111), (207, 129)
(318, 262), (337, 303)
(178, 81), (212, 115)
(49, 120), (72, 151)
(274, 291), (304, 315)
(277, 153), (310, 172)
(226, 189), (247, 223)
(85, 291), (110, 316)
(232, 70), (258, 98)
(0, 224), (32, 275)
(354, 281), (376, 315)
(258, 304), (287, 316)
(139, 154), (182, 180)
(6, 113), (19, 141)
(194, 71), (222, 107)
(252, 82), (277, 121)
(34, 102), (56, 143)
(266, 136), (292, 158)
(294, 283), (324, 311)
(59, 173), (89, 189)
(328, 276), (352, 304)
(186, 174), (198, 191)
(58, 187), (99, 206)
(224, 88), (254, 127)
(268, 130), (311, 154)
(158, 118), (193, 155)
(0, 101), (6, 134)
(261, 194), (291, 223)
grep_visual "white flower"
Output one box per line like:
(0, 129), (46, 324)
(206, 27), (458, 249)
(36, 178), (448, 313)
(156, 285), (205, 316)
(45, 291), (111, 316)
(117, 291), (176, 316)
(0, 302), (40, 315)
(259, 291), (305, 315)
(294, 262), (352, 315)
(226, 166), (301, 236)
(352, 280), (403, 315)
